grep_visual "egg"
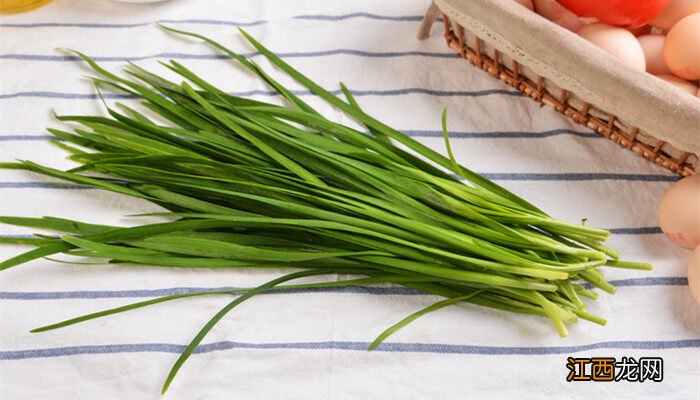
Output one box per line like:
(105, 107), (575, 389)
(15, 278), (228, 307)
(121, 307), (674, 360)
(687, 246), (700, 306)
(651, 0), (700, 30)
(655, 74), (700, 94)
(638, 34), (673, 74)
(577, 23), (647, 71)
(658, 174), (700, 249)
(664, 13), (700, 80)
(533, 0), (595, 31)
(514, 0), (534, 11)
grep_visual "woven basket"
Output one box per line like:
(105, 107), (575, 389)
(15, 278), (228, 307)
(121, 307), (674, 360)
(420, 0), (699, 176)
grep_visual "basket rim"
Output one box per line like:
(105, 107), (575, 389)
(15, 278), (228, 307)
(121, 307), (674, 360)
(423, 3), (696, 176)
(434, 0), (700, 157)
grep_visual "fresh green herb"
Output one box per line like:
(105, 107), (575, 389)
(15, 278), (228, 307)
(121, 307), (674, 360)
(0, 27), (651, 393)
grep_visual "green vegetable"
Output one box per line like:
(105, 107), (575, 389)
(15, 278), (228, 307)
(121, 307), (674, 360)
(0, 27), (651, 393)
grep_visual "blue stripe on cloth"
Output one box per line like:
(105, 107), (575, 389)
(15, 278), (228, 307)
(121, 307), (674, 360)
(0, 285), (422, 300)
(0, 227), (661, 241)
(0, 13), (432, 29)
(0, 135), (53, 141)
(0, 92), (135, 100)
(0, 18), (269, 28)
(608, 227), (663, 235)
(2, 339), (699, 360)
(0, 88), (516, 100)
(293, 13), (425, 21)
(478, 173), (679, 182)
(0, 234), (60, 240)
(0, 130), (597, 141)
(405, 129), (600, 139)
(592, 277), (688, 287)
(0, 277), (687, 300)
(0, 49), (456, 62)
(0, 182), (92, 189)
(0, 129), (598, 142)
(0, 172), (676, 190)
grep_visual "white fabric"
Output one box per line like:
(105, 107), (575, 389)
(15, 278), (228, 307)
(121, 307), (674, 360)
(1, 0), (698, 399)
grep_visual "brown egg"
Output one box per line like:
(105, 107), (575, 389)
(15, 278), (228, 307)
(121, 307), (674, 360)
(658, 175), (700, 249)
(651, 0), (700, 30)
(655, 74), (700, 95)
(687, 246), (700, 306)
(639, 35), (673, 74)
(663, 13), (700, 80)
(577, 23), (647, 71)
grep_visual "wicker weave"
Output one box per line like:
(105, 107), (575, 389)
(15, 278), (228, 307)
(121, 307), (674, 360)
(421, 3), (697, 176)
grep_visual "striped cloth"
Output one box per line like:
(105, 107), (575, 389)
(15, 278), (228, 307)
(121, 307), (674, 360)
(1, 0), (698, 398)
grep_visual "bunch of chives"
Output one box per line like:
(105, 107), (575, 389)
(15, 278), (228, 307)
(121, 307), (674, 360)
(0, 27), (651, 393)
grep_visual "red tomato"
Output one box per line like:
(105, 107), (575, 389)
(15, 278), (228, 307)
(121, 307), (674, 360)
(555, 0), (670, 28)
